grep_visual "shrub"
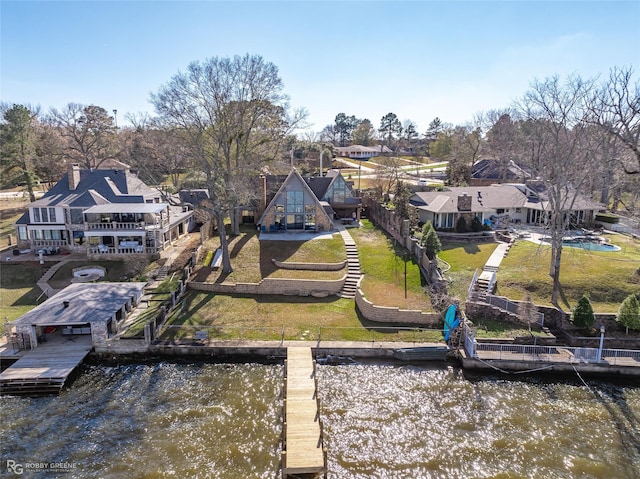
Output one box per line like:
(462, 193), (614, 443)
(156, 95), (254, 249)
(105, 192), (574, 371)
(595, 213), (620, 224)
(617, 294), (640, 333)
(471, 216), (483, 232)
(572, 292), (595, 329)
(455, 216), (468, 233)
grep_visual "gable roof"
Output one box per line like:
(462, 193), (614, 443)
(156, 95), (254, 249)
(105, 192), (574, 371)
(30, 168), (159, 209)
(472, 159), (530, 181)
(257, 168), (334, 226)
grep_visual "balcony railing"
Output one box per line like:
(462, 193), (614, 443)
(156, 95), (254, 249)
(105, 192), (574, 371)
(31, 239), (68, 247)
(86, 222), (145, 230)
(89, 245), (156, 255)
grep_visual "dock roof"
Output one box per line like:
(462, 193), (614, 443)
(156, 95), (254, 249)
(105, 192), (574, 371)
(12, 283), (147, 326)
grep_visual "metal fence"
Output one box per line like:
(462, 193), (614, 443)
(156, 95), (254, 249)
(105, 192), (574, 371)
(473, 342), (640, 367)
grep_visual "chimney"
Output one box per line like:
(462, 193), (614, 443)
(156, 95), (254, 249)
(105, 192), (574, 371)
(69, 163), (81, 191)
(457, 194), (472, 212)
(63, 300), (70, 308)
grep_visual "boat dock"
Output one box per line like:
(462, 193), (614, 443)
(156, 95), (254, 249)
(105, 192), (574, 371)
(282, 347), (326, 478)
(0, 334), (93, 395)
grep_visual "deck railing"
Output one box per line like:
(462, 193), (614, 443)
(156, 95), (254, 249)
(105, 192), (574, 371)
(474, 342), (640, 366)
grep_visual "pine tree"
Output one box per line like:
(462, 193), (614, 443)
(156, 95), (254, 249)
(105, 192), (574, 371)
(617, 294), (640, 334)
(420, 221), (442, 260)
(572, 292), (595, 329)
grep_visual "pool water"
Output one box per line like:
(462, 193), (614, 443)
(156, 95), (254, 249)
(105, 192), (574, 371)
(562, 240), (621, 252)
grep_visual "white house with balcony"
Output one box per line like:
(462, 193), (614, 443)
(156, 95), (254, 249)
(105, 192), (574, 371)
(14, 164), (194, 257)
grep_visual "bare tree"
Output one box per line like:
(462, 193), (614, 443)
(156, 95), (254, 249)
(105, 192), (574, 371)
(588, 66), (640, 174)
(151, 54), (307, 273)
(49, 103), (119, 169)
(515, 75), (600, 307)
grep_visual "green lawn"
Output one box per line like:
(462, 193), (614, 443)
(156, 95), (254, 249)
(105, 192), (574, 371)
(438, 242), (499, 301)
(497, 234), (640, 312)
(194, 225), (346, 283)
(350, 220), (432, 310)
(48, 261), (131, 289)
(0, 262), (47, 325)
(160, 292), (440, 343)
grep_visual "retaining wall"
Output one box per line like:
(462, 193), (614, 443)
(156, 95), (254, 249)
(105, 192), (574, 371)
(272, 259), (347, 271)
(355, 288), (440, 326)
(188, 276), (346, 297)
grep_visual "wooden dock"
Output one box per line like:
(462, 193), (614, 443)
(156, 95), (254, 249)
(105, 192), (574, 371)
(282, 347), (326, 478)
(0, 335), (93, 395)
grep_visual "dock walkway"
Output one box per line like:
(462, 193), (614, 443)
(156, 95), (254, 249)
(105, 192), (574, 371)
(283, 347), (325, 478)
(0, 334), (93, 395)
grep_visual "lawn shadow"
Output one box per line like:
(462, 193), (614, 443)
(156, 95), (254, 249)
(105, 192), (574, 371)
(463, 244), (482, 254)
(229, 227), (255, 259)
(11, 286), (42, 306)
(259, 240), (304, 279)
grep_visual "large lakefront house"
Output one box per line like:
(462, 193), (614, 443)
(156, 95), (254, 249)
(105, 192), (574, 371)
(410, 183), (603, 230)
(257, 168), (361, 232)
(14, 164), (194, 257)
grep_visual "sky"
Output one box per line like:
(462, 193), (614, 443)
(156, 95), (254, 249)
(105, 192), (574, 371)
(1, 0), (639, 135)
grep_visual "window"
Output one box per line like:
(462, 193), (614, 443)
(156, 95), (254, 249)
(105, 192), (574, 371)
(33, 208), (40, 222)
(41, 208), (48, 222)
(286, 191), (303, 213)
(18, 226), (27, 240)
(49, 208), (56, 222)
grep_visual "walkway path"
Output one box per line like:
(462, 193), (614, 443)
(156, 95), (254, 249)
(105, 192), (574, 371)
(282, 346), (325, 478)
(335, 224), (362, 299)
(473, 241), (512, 295)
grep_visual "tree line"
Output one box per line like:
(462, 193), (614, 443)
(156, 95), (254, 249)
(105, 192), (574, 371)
(1, 56), (638, 289)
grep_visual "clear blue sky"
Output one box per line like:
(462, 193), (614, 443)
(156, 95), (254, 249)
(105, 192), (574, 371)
(2, 1), (639, 134)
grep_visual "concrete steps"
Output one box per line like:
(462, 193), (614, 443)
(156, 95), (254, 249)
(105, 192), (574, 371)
(155, 265), (169, 281)
(338, 229), (362, 299)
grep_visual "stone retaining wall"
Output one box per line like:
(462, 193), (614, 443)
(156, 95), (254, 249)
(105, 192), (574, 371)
(189, 276), (346, 297)
(355, 288), (440, 326)
(272, 259), (347, 271)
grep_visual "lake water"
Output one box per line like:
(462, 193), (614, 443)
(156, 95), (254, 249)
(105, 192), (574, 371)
(1, 361), (638, 478)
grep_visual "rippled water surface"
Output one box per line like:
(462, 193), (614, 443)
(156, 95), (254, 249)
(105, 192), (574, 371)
(1, 361), (639, 478)
(317, 364), (640, 479)
(1, 362), (283, 478)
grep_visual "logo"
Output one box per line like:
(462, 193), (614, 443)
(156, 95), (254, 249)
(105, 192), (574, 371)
(6, 460), (23, 475)
(5, 459), (78, 475)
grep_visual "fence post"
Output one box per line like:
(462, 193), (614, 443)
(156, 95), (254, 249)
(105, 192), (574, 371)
(318, 326), (321, 344)
(281, 325), (285, 345)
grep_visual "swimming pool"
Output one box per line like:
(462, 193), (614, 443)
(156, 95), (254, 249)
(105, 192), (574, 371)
(562, 239), (621, 252)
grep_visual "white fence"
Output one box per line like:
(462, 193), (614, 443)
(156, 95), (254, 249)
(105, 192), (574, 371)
(472, 341), (640, 366)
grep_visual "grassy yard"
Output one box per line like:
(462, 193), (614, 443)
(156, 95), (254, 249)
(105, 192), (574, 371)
(161, 292), (440, 342)
(160, 220), (437, 342)
(350, 220), (432, 310)
(0, 262), (47, 325)
(193, 225), (347, 283)
(0, 198), (28, 248)
(48, 261), (131, 289)
(497, 233), (640, 312)
(437, 242), (499, 301)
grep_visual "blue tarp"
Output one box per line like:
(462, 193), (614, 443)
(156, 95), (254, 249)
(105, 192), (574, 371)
(443, 304), (460, 341)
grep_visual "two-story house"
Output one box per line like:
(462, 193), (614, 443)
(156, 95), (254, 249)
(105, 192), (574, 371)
(257, 168), (361, 232)
(14, 164), (194, 257)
